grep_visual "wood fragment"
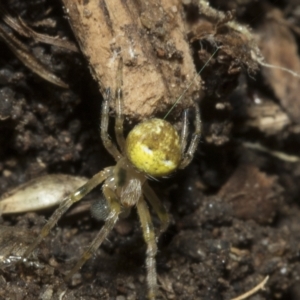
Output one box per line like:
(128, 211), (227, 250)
(62, 0), (201, 119)
(257, 7), (300, 122)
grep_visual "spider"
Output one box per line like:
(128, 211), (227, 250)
(21, 58), (201, 300)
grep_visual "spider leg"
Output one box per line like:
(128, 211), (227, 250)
(136, 196), (158, 300)
(101, 88), (122, 161)
(180, 109), (189, 156)
(22, 167), (113, 260)
(143, 182), (170, 235)
(179, 102), (201, 169)
(115, 57), (126, 152)
(65, 184), (121, 281)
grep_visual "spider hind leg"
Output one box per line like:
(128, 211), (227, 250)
(65, 184), (121, 281)
(22, 168), (114, 260)
(137, 196), (158, 300)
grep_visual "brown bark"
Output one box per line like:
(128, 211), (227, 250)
(61, 0), (201, 120)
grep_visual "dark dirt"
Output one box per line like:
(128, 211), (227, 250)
(1, 0), (300, 299)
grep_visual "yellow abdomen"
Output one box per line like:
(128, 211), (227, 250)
(125, 119), (181, 177)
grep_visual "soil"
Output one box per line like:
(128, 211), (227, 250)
(1, 0), (300, 299)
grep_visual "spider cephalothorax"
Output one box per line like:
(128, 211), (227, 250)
(22, 58), (201, 299)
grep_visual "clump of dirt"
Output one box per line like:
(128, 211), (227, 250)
(1, 0), (300, 300)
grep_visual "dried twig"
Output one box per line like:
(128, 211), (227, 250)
(242, 142), (300, 163)
(0, 23), (69, 88)
(231, 276), (269, 300)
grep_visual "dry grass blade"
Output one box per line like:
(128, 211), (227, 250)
(0, 23), (69, 88)
(231, 276), (269, 300)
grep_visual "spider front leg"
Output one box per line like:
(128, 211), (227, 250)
(22, 167), (113, 260)
(102, 58), (125, 159)
(101, 88), (122, 161)
(136, 196), (158, 300)
(180, 102), (201, 169)
(65, 183), (121, 281)
(114, 57), (126, 152)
